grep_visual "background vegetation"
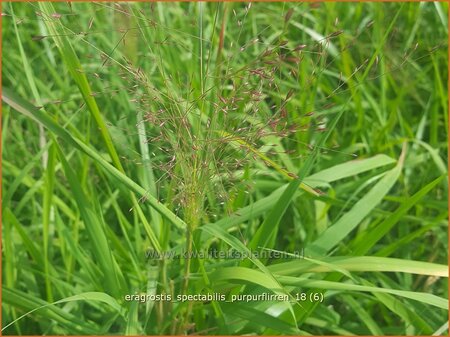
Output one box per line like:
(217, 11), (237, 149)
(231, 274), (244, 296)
(2, 2), (448, 335)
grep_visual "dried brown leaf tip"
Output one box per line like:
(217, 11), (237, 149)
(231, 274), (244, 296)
(32, 35), (47, 41)
(284, 8), (294, 23)
(327, 30), (344, 38)
(285, 89), (295, 101)
(293, 44), (307, 51)
(88, 17), (94, 30)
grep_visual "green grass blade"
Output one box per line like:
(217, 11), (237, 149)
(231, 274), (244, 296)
(221, 303), (301, 335)
(220, 130), (318, 195)
(42, 141), (56, 302)
(199, 224), (296, 322)
(247, 110), (343, 252)
(308, 144), (407, 255)
(278, 276), (448, 310)
(38, 2), (163, 252)
(351, 175), (445, 255)
(2, 87), (187, 233)
(2, 288), (100, 334)
(341, 294), (384, 335)
(38, 2), (122, 169)
(304, 154), (396, 186)
(55, 143), (124, 297)
(2, 290), (124, 333)
(269, 256), (447, 277)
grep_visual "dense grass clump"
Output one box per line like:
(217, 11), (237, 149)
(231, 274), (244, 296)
(2, 2), (448, 336)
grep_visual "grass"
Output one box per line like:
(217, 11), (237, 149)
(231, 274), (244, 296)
(2, 2), (448, 336)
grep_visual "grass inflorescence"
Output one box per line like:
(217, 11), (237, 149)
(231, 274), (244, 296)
(2, 2), (448, 336)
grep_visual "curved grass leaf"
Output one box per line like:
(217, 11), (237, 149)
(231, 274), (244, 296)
(2, 290), (124, 333)
(308, 144), (406, 255)
(2, 87), (187, 233)
(210, 266), (448, 309)
(304, 154), (396, 187)
(277, 276), (447, 310)
(2, 288), (100, 334)
(268, 256), (447, 277)
(351, 175), (445, 255)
